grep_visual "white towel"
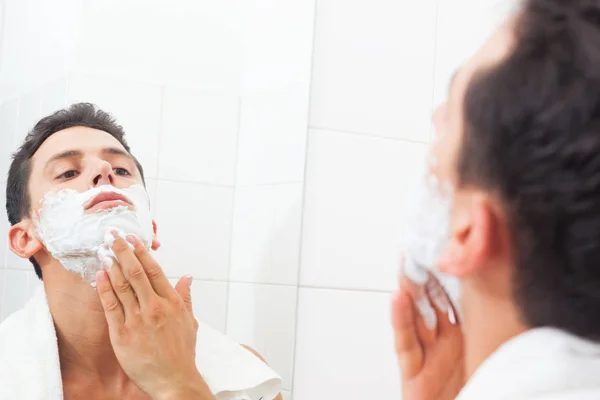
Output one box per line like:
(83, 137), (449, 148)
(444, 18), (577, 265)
(0, 287), (282, 400)
(456, 327), (600, 400)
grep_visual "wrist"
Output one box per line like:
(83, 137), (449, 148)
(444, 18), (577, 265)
(154, 374), (213, 400)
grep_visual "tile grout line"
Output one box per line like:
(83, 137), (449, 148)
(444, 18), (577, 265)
(290, 0), (320, 396)
(309, 125), (430, 145)
(223, 95), (244, 335)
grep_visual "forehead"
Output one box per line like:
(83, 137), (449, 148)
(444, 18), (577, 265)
(32, 127), (128, 166)
(452, 16), (517, 99)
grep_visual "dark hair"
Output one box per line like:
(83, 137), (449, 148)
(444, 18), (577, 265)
(5, 102), (144, 280)
(459, 0), (600, 340)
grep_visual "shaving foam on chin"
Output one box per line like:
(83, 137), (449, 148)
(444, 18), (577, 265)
(35, 184), (154, 286)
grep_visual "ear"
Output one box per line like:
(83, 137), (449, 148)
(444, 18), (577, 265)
(439, 194), (495, 278)
(151, 219), (161, 251)
(8, 220), (44, 259)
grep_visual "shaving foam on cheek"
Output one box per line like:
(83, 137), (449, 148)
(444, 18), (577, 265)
(400, 158), (462, 326)
(35, 184), (154, 286)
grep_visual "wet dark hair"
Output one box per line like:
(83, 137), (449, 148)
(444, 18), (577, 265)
(5, 102), (144, 279)
(459, 0), (600, 340)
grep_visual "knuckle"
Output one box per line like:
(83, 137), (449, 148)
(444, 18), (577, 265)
(133, 244), (147, 257)
(114, 279), (132, 294)
(104, 299), (121, 313)
(147, 301), (166, 323)
(145, 264), (164, 281)
(112, 239), (130, 253)
(128, 266), (146, 281)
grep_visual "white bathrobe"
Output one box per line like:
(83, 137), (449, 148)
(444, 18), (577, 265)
(456, 327), (600, 400)
(0, 287), (281, 400)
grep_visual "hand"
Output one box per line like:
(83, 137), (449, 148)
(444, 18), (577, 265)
(95, 233), (213, 400)
(392, 269), (464, 400)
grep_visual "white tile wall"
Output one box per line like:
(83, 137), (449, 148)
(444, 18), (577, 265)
(154, 180), (234, 281)
(309, 0), (437, 142)
(301, 129), (427, 291)
(159, 85), (240, 186)
(293, 288), (401, 400)
(230, 183), (303, 285)
(226, 282), (297, 390)
(236, 86), (310, 185)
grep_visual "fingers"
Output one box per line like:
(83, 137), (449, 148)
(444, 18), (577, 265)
(427, 274), (460, 334)
(127, 234), (174, 298)
(96, 270), (125, 327)
(401, 276), (438, 347)
(110, 233), (155, 304)
(104, 253), (140, 319)
(174, 276), (194, 314)
(391, 289), (424, 379)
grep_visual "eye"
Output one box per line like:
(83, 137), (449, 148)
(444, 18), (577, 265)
(114, 167), (131, 176)
(57, 170), (79, 180)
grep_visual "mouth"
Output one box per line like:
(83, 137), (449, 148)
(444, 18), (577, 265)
(85, 192), (134, 213)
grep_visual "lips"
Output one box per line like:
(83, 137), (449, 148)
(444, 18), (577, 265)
(85, 192), (133, 212)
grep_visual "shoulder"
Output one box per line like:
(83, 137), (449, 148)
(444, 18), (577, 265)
(240, 344), (267, 363)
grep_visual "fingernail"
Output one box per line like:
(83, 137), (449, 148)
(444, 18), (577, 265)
(97, 270), (108, 281)
(101, 256), (113, 269)
(403, 255), (429, 286)
(415, 296), (437, 330)
(185, 275), (193, 288)
(427, 279), (449, 314)
(126, 234), (139, 246)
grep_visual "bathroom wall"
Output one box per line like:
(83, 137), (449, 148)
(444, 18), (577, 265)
(0, 0), (511, 398)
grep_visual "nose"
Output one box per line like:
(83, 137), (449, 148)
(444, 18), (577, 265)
(90, 159), (114, 187)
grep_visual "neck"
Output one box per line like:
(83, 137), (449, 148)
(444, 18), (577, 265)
(43, 265), (126, 382)
(461, 284), (528, 379)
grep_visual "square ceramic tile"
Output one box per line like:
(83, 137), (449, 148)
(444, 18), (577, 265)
(309, 0), (437, 142)
(68, 73), (162, 178)
(77, 0), (241, 91)
(293, 288), (400, 399)
(226, 282), (297, 391)
(301, 129), (428, 291)
(1, 269), (29, 321)
(159, 85), (239, 186)
(0, 98), (18, 178)
(0, 0), (78, 102)
(239, 0), (315, 93)
(236, 86), (309, 185)
(230, 183), (303, 285)
(0, 196), (8, 269)
(168, 278), (228, 334)
(16, 90), (42, 141)
(154, 181), (234, 281)
(39, 76), (69, 117)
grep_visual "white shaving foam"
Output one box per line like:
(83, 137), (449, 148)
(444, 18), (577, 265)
(35, 184), (154, 286)
(400, 161), (462, 325)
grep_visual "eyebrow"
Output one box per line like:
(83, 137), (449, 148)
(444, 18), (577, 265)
(44, 147), (135, 171)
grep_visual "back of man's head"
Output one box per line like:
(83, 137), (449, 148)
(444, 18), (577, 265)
(459, 0), (600, 340)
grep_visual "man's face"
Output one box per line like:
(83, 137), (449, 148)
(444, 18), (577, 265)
(28, 127), (143, 212)
(9, 126), (159, 272)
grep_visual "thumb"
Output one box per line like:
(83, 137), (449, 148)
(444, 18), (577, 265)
(175, 275), (194, 314)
